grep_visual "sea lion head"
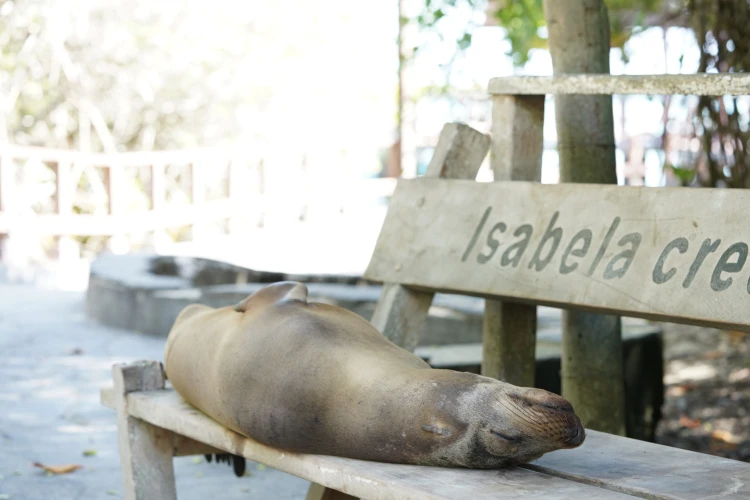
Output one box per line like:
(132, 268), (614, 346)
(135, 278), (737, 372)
(418, 372), (585, 468)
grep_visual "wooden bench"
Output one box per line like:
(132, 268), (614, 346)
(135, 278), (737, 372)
(102, 74), (750, 499)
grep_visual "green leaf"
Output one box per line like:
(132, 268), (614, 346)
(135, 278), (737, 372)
(82, 449), (97, 457)
(457, 33), (472, 50)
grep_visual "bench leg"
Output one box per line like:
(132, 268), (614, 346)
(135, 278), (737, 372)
(113, 361), (178, 500)
(305, 482), (358, 500)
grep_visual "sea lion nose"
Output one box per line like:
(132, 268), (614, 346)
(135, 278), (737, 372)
(564, 424), (585, 447)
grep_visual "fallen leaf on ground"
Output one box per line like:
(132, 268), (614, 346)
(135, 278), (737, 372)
(32, 462), (83, 474)
(703, 350), (723, 360)
(82, 449), (97, 457)
(105, 490), (119, 496)
(255, 464), (267, 471)
(679, 415), (701, 429)
(667, 383), (697, 397)
(711, 429), (743, 445)
(727, 330), (748, 345)
(728, 368), (750, 383)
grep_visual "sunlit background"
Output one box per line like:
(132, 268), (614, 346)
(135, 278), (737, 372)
(0, 0), (743, 290)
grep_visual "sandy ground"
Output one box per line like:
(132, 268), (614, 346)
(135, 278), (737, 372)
(0, 284), (309, 500)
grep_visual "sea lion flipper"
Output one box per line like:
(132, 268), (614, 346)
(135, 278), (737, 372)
(234, 282), (309, 312)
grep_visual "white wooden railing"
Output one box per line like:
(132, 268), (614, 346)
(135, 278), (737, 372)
(0, 144), (397, 265)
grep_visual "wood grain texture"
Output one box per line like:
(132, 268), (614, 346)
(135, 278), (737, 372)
(100, 387), (750, 499)
(483, 94), (545, 386)
(364, 179), (750, 331)
(525, 429), (750, 499)
(369, 122), (490, 350)
(482, 301), (537, 386)
(488, 73), (750, 96)
(108, 388), (633, 500)
(369, 282), (435, 352)
(490, 95), (544, 183)
(305, 482), (358, 500)
(113, 361), (177, 500)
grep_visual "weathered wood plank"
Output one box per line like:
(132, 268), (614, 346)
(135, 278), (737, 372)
(113, 361), (177, 500)
(525, 429), (750, 499)
(364, 179), (750, 331)
(370, 283), (435, 352)
(484, 94), (544, 386)
(488, 73), (750, 96)
(425, 122), (491, 180)
(114, 389), (633, 499)
(369, 122), (490, 349)
(305, 482), (358, 500)
(101, 387), (232, 457)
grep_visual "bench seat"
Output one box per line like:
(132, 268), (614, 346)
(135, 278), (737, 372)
(100, 385), (750, 500)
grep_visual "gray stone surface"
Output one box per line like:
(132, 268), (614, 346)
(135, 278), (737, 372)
(0, 283), (308, 500)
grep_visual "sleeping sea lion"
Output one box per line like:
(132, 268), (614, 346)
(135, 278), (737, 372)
(164, 282), (584, 468)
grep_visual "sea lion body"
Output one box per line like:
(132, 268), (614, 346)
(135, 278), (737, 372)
(164, 282), (584, 468)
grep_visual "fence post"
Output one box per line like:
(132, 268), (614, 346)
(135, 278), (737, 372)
(190, 161), (206, 242)
(105, 162), (129, 254)
(482, 95), (545, 387)
(0, 152), (12, 260)
(150, 162), (169, 253)
(52, 160), (79, 265)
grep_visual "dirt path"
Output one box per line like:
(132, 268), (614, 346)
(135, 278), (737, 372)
(0, 284), (308, 500)
(656, 322), (750, 462)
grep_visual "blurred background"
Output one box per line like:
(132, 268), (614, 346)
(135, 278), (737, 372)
(1, 0), (747, 289)
(1, 2), (750, 497)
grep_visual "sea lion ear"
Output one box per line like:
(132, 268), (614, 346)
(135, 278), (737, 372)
(277, 281), (308, 303)
(234, 282), (309, 312)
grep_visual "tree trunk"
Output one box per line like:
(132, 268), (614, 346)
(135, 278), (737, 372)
(398, 0), (418, 178)
(543, 0), (626, 436)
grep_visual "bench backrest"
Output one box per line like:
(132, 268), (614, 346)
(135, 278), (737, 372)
(365, 178), (750, 331)
(365, 74), (750, 334)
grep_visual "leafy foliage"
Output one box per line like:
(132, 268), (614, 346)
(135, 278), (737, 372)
(689, 0), (750, 188)
(413, 0), (687, 65)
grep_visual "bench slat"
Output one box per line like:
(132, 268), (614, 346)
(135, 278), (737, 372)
(526, 429), (750, 499)
(101, 388), (632, 499)
(488, 74), (750, 96)
(101, 387), (750, 499)
(364, 179), (750, 331)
